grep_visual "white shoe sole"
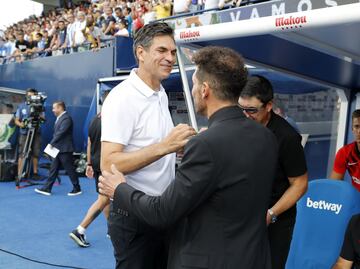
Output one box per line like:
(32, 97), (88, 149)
(69, 232), (90, 248)
(35, 189), (51, 196)
(68, 191), (82, 196)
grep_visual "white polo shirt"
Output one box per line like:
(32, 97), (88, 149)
(101, 69), (176, 196)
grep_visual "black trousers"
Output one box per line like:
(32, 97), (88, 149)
(43, 152), (80, 191)
(268, 216), (295, 269)
(108, 204), (168, 269)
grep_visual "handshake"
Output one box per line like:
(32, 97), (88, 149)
(98, 124), (200, 199)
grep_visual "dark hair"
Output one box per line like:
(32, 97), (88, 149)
(26, 88), (38, 94)
(36, 32), (43, 38)
(119, 18), (128, 27)
(86, 20), (94, 27)
(133, 22), (174, 62)
(192, 46), (248, 102)
(240, 75), (274, 104)
(352, 109), (360, 121)
(125, 7), (131, 14)
(54, 101), (66, 111)
(115, 7), (122, 12)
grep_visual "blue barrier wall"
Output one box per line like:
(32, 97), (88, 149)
(0, 47), (114, 152)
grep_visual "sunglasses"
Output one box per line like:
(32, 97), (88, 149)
(239, 104), (265, 114)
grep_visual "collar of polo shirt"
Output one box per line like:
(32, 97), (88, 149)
(129, 69), (165, 98)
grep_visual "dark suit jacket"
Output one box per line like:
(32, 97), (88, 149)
(114, 106), (278, 269)
(50, 112), (74, 153)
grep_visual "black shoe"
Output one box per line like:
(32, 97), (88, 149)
(68, 188), (82, 196)
(35, 188), (51, 196)
(69, 230), (90, 247)
(32, 173), (43, 181)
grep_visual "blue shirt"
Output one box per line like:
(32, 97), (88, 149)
(15, 102), (30, 135)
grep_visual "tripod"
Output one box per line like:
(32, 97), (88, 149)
(16, 126), (40, 188)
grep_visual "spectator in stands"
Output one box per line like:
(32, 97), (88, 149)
(332, 213), (360, 269)
(4, 34), (16, 58)
(131, 7), (144, 34)
(84, 20), (104, 49)
(154, 0), (172, 19)
(33, 32), (46, 56)
(239, 75), (308, 269)
(54, 20), (68, 54)
(32, 23), (42, 39)
(114, 18), (129, 37)
(189, 0), (201, 12)
(48, 20), (59, 37)
(93, 9), (103, 27)
(47, 30), (59, 55)
(173, 0), (191, 14)
(123, 7), (133, 36)
(42, 30), (52, 49)
(102, 7), (116, 35)
(143, 2), (156, 25)
(73, 11), (87, 50)
(13, 31), (32, 61)
(272, 99), (300, 133)
(65, 13), (76, 51)
(114, 7), (124, 22)
(330, 109), (360, 192)
(117, 0), (128, 10)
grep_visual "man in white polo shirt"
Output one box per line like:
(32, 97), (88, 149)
(101, 22), (196, 269)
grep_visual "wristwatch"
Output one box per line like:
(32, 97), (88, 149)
(268, 209), (277, 223)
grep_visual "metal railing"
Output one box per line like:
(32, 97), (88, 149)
(0, 37), (115, 65)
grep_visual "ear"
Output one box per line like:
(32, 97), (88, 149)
(266, 100), (273, 112)
(201, 82), (210, 99)
(136, 45), (145, 63)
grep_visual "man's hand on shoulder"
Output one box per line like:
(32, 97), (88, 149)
(160, 124), (197, 155)
(99, 164), (127, 199)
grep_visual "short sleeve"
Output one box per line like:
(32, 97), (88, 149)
(101, 89), (136, 146)
(340, 215), (356, 262)
(15, 106), (21, 119)
(333, 147), (347, 174)
(280, 132), (307, 178)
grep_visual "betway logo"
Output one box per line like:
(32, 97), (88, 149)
(306, 197), (342, 215)
(275, 16), (307, 28)
(180, 31), (200, 39)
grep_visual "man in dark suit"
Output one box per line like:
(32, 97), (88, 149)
(35, 101), (81, 196)
(99, 46), (278, 269)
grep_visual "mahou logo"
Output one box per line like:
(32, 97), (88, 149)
(275, 16), (307, 29)
(180, 30), (200, 40)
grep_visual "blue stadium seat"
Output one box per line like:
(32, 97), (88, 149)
(285, 179), (360, 269)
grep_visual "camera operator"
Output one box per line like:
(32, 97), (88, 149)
(15, 88), (45, 180)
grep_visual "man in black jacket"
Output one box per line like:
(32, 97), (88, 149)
(99, 46), (278, 269)
(239, 75), (308, 269)
(35, 101), (81, 196)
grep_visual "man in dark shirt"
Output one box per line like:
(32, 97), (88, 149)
(14, 30), (31, 60)
(69, 91), (110, 248)
(332, 214), (360, 269)
(102, 7), (116, 36)
(239, 75), (308, 269)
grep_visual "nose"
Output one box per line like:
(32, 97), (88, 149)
(165, 51), (175, 64)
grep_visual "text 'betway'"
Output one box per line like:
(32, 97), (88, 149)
(306, 197), (342, 215)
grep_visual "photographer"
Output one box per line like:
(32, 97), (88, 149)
(15, 88), (45, 180)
